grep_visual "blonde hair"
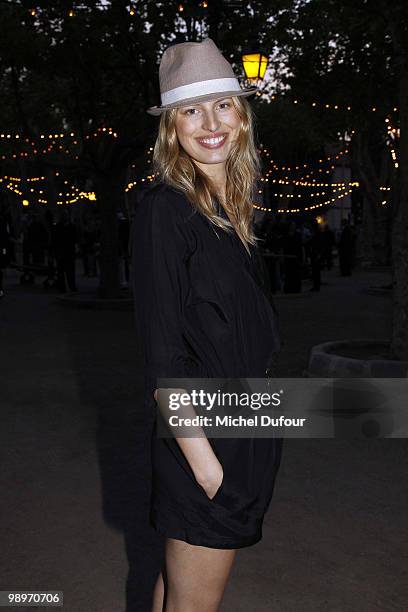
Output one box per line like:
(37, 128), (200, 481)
(152, 96), (261, 256)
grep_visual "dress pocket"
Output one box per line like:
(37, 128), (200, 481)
(208, 470), (225, 503)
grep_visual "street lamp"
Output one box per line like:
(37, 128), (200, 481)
(242, 49), (268, 83)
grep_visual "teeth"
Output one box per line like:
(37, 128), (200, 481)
(199, 135), (226, 145)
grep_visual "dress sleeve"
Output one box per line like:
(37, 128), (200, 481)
(131, 188), (196, 392)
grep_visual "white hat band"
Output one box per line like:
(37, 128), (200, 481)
(161, 77), (242, 106)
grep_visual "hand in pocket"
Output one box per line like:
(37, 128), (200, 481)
(205, 465), (224, 500)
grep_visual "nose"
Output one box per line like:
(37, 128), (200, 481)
(201, 108), (221, 132)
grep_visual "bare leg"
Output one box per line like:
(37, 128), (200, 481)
(164, 537), (236, 612)
(152, 572), (165, 612)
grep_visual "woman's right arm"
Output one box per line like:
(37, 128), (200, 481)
(131, 188), (222, 498)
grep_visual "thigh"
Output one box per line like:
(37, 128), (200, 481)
(164, 538), (236, 612)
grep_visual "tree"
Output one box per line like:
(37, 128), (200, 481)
(268, 0), (408, 358)
(0, 0), (281, 297)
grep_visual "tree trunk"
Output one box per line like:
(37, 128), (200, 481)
(207, 1), (221, 44)
(360, 193), (379, 264)
(391, 67), (408, 359)
(94, 174), (122, 298)
(352, 132), (391, 266)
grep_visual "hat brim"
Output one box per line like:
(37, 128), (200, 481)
(146, 87), (258, 116)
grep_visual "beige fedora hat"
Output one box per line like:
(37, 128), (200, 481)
(146, 38), (257, 116)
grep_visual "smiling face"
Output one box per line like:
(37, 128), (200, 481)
(174, 96), (241, 184)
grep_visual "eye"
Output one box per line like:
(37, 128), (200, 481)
(218, 101), (231, 109)
(184, 107), (198, 115)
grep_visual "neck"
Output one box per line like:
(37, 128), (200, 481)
(194, 160), (226, 198)
(210, 177), (227, 207)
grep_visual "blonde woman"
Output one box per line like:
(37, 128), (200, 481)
(132, 38), (282, 612)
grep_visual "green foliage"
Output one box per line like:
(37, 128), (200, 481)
(0, 0), (406, 176)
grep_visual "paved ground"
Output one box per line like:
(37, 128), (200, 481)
(1, 262), (407, 612)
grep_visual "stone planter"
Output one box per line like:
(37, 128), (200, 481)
(363, 283), (392, 297)
(308, 339), (408, 377)
(307, 340), (408, 437)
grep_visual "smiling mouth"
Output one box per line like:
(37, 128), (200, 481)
(196, 134), (228, 149)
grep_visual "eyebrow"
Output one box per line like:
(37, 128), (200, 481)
(182, 97), (232, 109)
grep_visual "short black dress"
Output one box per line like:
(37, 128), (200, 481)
(131, 180), (283, 549)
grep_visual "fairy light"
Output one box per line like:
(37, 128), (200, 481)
(0, 173), (96, 206)
(384, 115), (400, 169)
(0, 125), (392, 211)
(266, 178), (360, 188)
(259, 145), (351, 174)
(0, 126), (115, 143)
(268, 97), (399, 115)
(0, 125), (116, 162)
(254, 187), (354, 214)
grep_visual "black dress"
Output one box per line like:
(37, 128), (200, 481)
(131, 180), (283, 549)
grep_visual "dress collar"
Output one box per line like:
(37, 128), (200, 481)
(215, 200), (253, 260)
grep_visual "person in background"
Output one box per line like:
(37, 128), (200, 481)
(118, 211), (130, 285)
(321, 223), (335, 270)
(44, 209), (55, 267)
(0, 207), (12, 298)
(51, 209), (78, 292)
(26, 211), (49, 265)
(307, 221), (324, 292)
(282, 221), (303, 293)
(80, 214), (99, 278)
(338, 218), (356, 276)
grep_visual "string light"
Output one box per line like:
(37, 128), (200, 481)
(269, 96), (399, 115)
(259, 144), (351, 173)
(0, 123), (395, 212)
(266, 178), (360, 188)
(384, 115), (400, 169)
(0, 125), (116, 162)
(0, 175), (96, 206)
(125, 147), (156, 192)
(0, 126), (114, 142)
(254, 187), (354, 214)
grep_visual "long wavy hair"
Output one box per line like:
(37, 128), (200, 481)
(152, 96), (261, 256)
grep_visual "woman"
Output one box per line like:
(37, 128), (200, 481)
(131, 38), (283, 612)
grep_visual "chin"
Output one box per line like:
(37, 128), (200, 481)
(194, 150), (230, 164)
